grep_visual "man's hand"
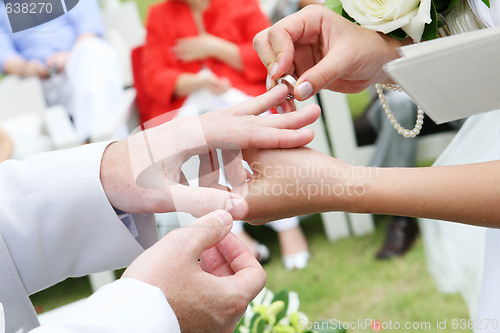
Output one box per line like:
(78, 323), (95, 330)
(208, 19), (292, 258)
(100, 84), (321, 218)
(122, 210), (266, 333)
(253, 5), (406, 102)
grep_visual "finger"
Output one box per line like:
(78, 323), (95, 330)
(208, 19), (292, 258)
(198, 149), (221, 188)
(179, 171), (189, 186)
(228, 84), (289, 116)
(247, 127), (315, 149)
(265, 11), (311, 80)
(293, 53), (348, 100)
(199, 245), (235, 277)
(169, 184), (248, 219)
(258, 104), (319, 129)
(216, 232), (266, 298)
(180, 210), (233, 261)
(220, 149), (246, 189)
(276, 99), (297, 114)
(253, 28), (276, 72)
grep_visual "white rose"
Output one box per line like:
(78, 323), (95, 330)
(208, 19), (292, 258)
(340, 0), (432, 42)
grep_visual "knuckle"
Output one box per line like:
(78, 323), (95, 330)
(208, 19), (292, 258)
(196, 190), (213, 215)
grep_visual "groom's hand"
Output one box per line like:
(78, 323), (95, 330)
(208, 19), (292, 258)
(100, 84), (320, 219)
(122, 210), (266, 333)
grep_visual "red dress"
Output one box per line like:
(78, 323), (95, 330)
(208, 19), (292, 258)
(140, 0), (271, 123)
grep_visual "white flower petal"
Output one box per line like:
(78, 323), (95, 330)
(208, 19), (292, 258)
(286, 292), (300, 316)
(363, 9), (416, 33)
(341, 0), (429, 38)
(403, 0), (432, 41)
(262, 290), (274, 306)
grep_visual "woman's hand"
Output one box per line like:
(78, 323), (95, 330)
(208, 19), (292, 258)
(174, 35), (216, 62)
(174, 34), (243, 70)
(254, 5), (406, 102)
(202, 76), (231, 95)
(100, 84), (321, 219)
(236, 147), (362, 224)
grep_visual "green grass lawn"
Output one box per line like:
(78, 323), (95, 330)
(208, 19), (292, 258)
(247, 215), (470, 333)
(32, 215), (470, 332)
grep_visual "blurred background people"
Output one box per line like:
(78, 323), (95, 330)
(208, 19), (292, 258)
(139, 0), (309, 269)
(0, 0), (123, 143)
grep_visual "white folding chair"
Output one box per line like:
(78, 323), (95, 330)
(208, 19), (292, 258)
(318, 89), (457, 236)
(296, 96), (351, 241)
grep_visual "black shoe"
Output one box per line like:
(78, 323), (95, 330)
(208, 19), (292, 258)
(376, 216), (419, 260)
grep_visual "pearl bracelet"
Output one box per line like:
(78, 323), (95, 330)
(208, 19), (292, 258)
(375, 83), (424, 138)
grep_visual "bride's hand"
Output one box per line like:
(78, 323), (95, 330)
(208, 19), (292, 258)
(236, 147), (364, 224)
(253, 5), (406, 102)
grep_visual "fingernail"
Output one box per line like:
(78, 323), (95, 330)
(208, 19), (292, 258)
(276, 105), (284, 114)
(225, 198), (247, 220)
(270, 63), (278, 77)
(213, 211), (232, 227)
(296, 81), (313, 100)
(266, 74), (272, 91)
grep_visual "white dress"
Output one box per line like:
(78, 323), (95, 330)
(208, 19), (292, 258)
(420, 110), (500, 323)
(420, 1), (500, 329)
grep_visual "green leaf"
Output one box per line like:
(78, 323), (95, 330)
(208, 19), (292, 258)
(482, 0), (490, 7)
(272, 289), (289, 323)
(324, 0), (343, 15)
(341, 9), (356, 23)
(422, 1), (439, 41)
(447, 0), (461, 10)
(387, 28), (408, 40)
(235, 316), (244, 332)
(250, 313), (262, 330)
(252, 318), (267, 333)
(433, 0), (451, 12)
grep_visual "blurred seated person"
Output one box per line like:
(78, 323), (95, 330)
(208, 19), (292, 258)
(141, 0), (309, 269)
(0, 0), (123, 143)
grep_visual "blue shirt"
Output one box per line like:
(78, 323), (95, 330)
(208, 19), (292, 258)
(0, 0), (104, 72)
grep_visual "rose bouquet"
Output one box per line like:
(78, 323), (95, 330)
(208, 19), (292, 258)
(234, 288), (346, 333)
(325, 0), (490, 42)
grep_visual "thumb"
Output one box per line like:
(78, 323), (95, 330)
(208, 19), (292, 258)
(170, 184), (249, 219)
(181, 210), (234, 261)
(294, 52), (346, 100)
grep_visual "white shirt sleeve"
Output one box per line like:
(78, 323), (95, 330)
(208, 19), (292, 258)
(31, 279), (181, 333)
(0, 142), (158, 295)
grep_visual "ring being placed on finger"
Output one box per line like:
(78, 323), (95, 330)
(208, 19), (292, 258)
(277, 75), (296, 100)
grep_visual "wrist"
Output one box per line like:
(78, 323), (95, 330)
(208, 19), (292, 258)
(376, 33), (409, 84)
(315, 162), (375, 213)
